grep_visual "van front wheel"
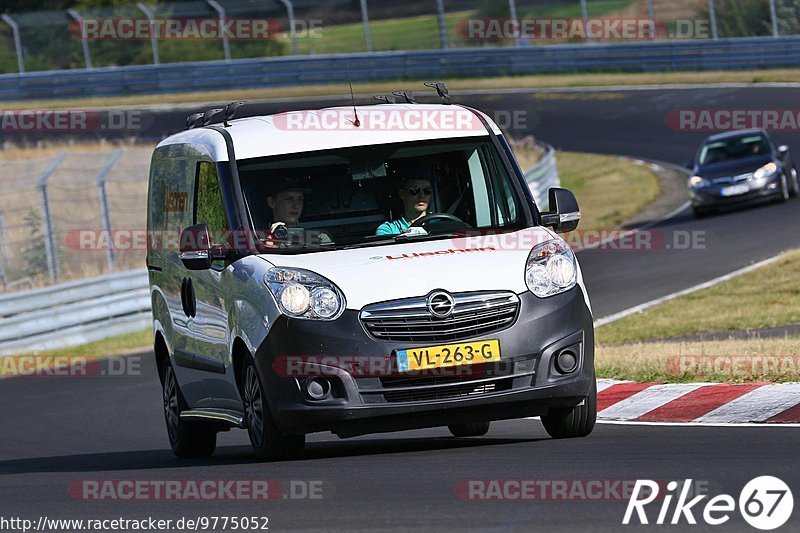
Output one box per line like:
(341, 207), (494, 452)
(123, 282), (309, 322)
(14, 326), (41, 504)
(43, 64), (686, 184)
(162, 359), (217, 458)
(242, 358), (305, 461)
(541, 378), (597, 439)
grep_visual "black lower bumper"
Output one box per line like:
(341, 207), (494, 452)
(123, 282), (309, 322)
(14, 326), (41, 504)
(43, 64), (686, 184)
(691, 183), (782, 211)
(254, 287), (594, 437)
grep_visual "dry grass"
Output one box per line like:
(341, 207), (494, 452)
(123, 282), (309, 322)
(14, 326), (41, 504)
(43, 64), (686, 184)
(610, 0), (706, 19)
(597, 337), (800, 383)
(597, 250), (800, 345)
(508, 135), (546, 170)
(557, 152), (661, 229)
(29, 328), (153, 359)
(0, 139), (137, 161)
(4, 69), (800, 111)
(0, 141), (154, 293)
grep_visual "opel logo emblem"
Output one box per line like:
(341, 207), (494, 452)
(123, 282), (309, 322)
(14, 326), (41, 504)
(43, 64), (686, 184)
(427, 290), (455, 319)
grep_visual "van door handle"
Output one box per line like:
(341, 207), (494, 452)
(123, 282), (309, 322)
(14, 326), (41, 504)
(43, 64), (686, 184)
(181, 277), (196, 318)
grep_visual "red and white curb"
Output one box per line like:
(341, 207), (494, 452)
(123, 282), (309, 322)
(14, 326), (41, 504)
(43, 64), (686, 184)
(597, 379), (800, 424)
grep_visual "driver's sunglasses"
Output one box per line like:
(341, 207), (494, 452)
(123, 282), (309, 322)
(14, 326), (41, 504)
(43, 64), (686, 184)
(407, 186), (432, 196)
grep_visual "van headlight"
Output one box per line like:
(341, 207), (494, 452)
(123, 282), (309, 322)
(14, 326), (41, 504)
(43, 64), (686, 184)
(525, 240), (577, 298)
(264, 268), (345, 320)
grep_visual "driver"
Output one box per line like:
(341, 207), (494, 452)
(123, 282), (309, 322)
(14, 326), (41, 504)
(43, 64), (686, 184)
(375, 177), (432, 236)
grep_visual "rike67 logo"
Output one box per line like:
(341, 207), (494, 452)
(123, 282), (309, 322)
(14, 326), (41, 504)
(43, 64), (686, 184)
(624, 477), (793, 530)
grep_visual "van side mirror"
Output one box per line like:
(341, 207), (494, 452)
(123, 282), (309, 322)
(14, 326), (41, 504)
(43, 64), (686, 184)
(778, 145), (789, 155)
(540, 188), (580, 233)
(179, 223), (213, 270)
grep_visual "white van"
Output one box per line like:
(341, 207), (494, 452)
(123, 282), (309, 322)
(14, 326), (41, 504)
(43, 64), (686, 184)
(147, 93), (595, 459)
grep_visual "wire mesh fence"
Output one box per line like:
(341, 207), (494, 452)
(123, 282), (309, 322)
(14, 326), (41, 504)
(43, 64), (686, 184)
(0, 146), (152, 292)
(2, 0), (798, 75)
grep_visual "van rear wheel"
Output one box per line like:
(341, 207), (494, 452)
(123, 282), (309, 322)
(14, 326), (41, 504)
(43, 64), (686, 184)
(541, 377), (597, 439)
(448, 421), (490, 437)
(241, 358), (305, 461)
(162, 359), (217, 458)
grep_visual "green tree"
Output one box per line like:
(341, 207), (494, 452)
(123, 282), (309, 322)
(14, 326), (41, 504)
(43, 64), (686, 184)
(699, 0), (772, 37)
(18, 209), (50, 280)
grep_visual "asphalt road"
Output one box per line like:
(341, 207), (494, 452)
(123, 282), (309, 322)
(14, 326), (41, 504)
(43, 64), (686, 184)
(1, 86), (799, 531)
(0, 354), (798, 532)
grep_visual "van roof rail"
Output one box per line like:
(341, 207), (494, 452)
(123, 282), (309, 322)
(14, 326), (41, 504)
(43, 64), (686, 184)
(186, 101), (245, 129)
(392, 91), (416, 104)
(424, 81), (451, 104)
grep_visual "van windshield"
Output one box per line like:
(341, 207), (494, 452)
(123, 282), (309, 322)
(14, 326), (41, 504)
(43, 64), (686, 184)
(237, 137), (528, 252)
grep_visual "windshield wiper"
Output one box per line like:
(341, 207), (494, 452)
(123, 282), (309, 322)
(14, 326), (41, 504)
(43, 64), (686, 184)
(393, 232), (460, 242)
(340, 232), (461, 250)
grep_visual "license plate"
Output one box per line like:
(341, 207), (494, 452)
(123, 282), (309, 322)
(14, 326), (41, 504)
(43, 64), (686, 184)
(396, 340), (501, 372)
(720, 184), (749, 196)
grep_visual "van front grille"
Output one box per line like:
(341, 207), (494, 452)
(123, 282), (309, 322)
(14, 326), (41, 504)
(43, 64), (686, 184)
(360, 291), (519, 343)
(382, 378), (514, 403)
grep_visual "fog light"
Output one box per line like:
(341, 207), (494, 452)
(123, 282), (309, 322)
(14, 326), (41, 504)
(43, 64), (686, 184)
(305, 378), (332, 400)
(555, 350), (578, 374)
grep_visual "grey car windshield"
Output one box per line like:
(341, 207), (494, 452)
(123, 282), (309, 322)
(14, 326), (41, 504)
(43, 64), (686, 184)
(237, 137), (527, 252)
(698, 134), (770, 165)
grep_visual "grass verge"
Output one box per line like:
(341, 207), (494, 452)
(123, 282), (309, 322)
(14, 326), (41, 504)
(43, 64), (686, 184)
(596, 337), (800, 383)
(557, 152), (661, 229)
(595, 249), (800, 383)
(30, 328), (153, 358)
(596, 250), (800, 345)
(6, 68), (800, 110)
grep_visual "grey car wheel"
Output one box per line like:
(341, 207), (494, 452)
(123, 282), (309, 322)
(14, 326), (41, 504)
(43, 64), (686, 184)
(780, 173), (790, 202)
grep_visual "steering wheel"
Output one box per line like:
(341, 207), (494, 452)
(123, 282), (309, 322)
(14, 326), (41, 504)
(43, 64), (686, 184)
(409, 213), (468, 229)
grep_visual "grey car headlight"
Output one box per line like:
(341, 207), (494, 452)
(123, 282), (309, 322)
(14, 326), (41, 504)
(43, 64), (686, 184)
(750, 162), (778, 185)
(525, 239), (577, 298)
(264, 267), (345, 320)
(688, 175), (711, 189)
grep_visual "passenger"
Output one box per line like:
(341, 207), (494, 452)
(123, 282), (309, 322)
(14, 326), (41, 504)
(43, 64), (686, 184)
(265, 178), (330, 245)
(375, 177), (433, 236)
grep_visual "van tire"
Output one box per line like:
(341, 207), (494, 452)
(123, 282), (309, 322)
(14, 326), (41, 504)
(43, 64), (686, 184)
(241, 358), (305, 461)
(448, 421), (490, 437)
(541, 377), (597, 439)
(162, 358), (217, 458)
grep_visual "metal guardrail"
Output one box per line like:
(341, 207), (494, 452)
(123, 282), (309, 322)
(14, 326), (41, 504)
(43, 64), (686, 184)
(0, 269), (150, 355)
(525, 144), (560, 210)
(0, 149), (560, 355)
(2, 36), (800, 101)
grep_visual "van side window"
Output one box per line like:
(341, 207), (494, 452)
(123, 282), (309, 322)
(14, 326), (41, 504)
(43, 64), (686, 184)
(195, 162), (230, 245)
